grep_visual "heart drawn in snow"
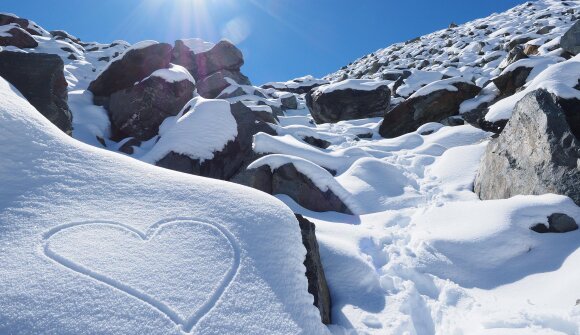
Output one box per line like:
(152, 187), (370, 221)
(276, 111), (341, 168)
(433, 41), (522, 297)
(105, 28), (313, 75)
(43, 219), (240, 333)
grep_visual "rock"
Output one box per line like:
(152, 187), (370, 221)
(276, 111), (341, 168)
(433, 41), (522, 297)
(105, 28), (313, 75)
(237, 163), (353, 214)
(536, 25), (555, 35)
(561, 20), (580, 55)
(306, 82), (391, 124)
(0, 25), (38, 48)
(381, 70), (411, 81)
(531, 213), (578, 233)
(261, 76), (329, 94)
(462, 107), (509, 134)
(196, 70), (251, 99)
(0, 13), (45, 36)
(523, 44), (540, 55)
(294, 214), (331, 325)
(379, 80), (480, 138)
(0, 51), (72, 133)
(108, 75), (195, 140)
(499, 46), (528, 70)
(280, 93), (298, 110)
(302, 136), (331, 149)
(492, 66), (533, 99)
(156, 102), (277, 180)
(475, 89), (580, 205)
(49, 30), (81, 44)
(88, 42), (172, 101)
(172, 39), (244, 80)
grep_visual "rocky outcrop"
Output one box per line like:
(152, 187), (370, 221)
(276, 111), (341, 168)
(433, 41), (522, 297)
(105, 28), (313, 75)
(87, 42), (173, 102)
(379, 80), (480, 138)
(108, 74), (195, 140)
(474, 89), (580, 205)
(234, 163), (353, 214)
(306, 83), (391, 124)
(0, 13), (46, 36)
(0, 51), (72, 133)
(295, 214), (331, 325)
(561, 20), (580, 56)
(156, 102), (276, 180)
(0, 25), (38, 48)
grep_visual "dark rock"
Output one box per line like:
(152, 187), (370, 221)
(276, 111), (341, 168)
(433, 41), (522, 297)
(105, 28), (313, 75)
(118, 138), (141, 155)
(306, 83), (391, 124)
(474, 89), (580, 205)
(156, 102), (277, 180)
(0, 13), (44, 36)
(50, 30), (81, 43)
(0, 51), (72, 133)
(0, 26), (38, 48)
(172, 39), (244, 80)
(216, 86), (245, 99)
(493, 66), (533, 99)
(449, 22), (458, 28)
(196, 70), (251, 99)
(524, 44), (540, 55)
(536, 25), (555, 35)
(295, 214), (331, 325)
(379, 80), (481, 138)
(88, 42), (172, 100)
(280, 93), (298, 110)
(381, 70), (411, 81)
(531, 213), (578, 233)
(462, 108), (509, 134)
(108, 75), (195, 140)
(561, 20), (580, 55)
(500, 46), (528, 70)
(303, 136), (331, 149)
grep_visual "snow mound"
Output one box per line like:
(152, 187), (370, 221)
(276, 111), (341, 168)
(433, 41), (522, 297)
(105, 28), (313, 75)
(142, 64), (195, 84)
(317, 79), (389, 94)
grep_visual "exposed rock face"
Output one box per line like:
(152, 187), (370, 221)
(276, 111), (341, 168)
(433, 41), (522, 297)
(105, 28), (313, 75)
(0, 51), (71, 133)
(295, 214), (331, 325)
(498, 46), (528, 70)
(236, 164), (353, 214)
(0, 13), (45, 36)
(156, 102), (276, 180)
(379, 81), (480, 138)
(196, 70), (250, 99)
(49, 30), (81, 44)
(0, 25), (38, 48)
(280, 93), (299, 110)
(306, 84), (391, 124)
(88, 43), (173, 102)
(493, 66), (533, 99)
(108, 76), (195, 140)
(531, 213), (578, 233)
(475, 89), (580, 205)
(561, 20), (580, 55)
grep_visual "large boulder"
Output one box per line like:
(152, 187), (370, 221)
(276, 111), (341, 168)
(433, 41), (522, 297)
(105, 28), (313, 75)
(0, 25), (38, 48)
(561, 20), (580, 56)
(379, 78), (480, 138)
(108, 67), (195, 140)
(196, 70), (250, 99)
(156, 102), (277, 180)
(0, 51), (71, 133)
(474, 89), (580, 205)
(172, 39), (244, 80)
(87, 42), (173, 102)
(492, 65), (533, 99)
(0, 13), (47, 36)
(306, 79), (391, 124)
(295, 214), (332, 325)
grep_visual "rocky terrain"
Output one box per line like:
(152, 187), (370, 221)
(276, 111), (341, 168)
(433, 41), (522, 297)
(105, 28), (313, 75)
(0, 0), (579, 334)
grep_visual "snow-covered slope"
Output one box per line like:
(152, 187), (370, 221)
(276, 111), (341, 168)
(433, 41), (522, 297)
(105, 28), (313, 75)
(0, 77), (328, 334)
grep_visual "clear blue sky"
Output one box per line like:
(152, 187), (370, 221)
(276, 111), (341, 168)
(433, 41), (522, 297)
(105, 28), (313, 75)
(3, 0), (525, 85)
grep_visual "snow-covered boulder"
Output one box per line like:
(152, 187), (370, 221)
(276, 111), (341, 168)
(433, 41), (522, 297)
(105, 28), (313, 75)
(492, 62), (533, 99)
(88, 41), (173, 102)
(0, 51), (72, 134)
(196, 69), (250, 99)
(379, 78), (480, 138)
(561, 19), (580, 56)
(262, 75), (329, 94)
(475, 89), (580, 205)
(0, 24), (38, 48)
(108, 65), (195, 140)
(306, 79), (391, 124)
(172, 39), (244, 80)
(0, 76), (330, 334)
(0, 13), (48, 36)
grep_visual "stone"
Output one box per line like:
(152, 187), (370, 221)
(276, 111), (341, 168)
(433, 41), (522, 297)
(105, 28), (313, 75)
(523, 44), (540, 55)
(294, 214), (331, 325)
(379, 81), (480, 138)
(548, 213), (578, 233)
(474, 89), (580, 205)
(499, 46), (528, 70)
(108, 75), (195, 140)
(88, 42), (172, 101)
(0, 51), (72, 134)
(172, 39), (244, 80)
(196, 70), (251, 99)
(49, 30), (81, 44)
(561, 20), (580, 55)
(493, 66), (533, 99)
(280, 93), (298, 110)
(0, 13), (45, 36)
(0, 25), (38, 48)
(306, 84), (390, 124)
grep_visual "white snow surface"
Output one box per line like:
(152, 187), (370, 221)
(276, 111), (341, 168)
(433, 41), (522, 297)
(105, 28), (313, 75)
(316, 79), (389, 94)
(180, 38), (215, 53)
(142, 64), (196, 84)
(408, 77), (473, 99)
(0, 77), (328, 334)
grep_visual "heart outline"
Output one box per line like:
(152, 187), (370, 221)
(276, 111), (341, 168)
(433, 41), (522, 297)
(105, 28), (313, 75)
(42, 218), (241, 333)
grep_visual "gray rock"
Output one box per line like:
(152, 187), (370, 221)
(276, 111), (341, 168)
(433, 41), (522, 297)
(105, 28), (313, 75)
(0, 51), (72, 134)
(108, 76), (195, 140)
(88, 43), (173, 101)
(493, 66), (533, 99)
(172, 39), (244, 80)
(499, 46), (528, 70)
(379, 81), (480, 138)
(196, 70), (251, 99)
(475, 89), (580, 205)
(49, 30), (81, 44)
(295, 214), (331, 325)
(0, 25), (38, 48)
(306, 84), (390, 124)
(561, 20), (580, 55)
(280, 94), (298, 110)
(549, 213), (578, 233)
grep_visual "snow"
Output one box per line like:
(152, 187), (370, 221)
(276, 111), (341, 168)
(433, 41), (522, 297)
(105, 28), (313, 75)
(408, 77), (474, 99)
(0, 77), (328, 334)
(393, 70), (444, 97)
(180, 38), (215, 53)
(142, 64), (195, 84)
(316, 79), (389, 94)
(141, 97), (237, 163)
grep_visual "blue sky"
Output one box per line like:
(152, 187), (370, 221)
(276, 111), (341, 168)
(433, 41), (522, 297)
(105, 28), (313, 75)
(3, 0), (525, 84)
